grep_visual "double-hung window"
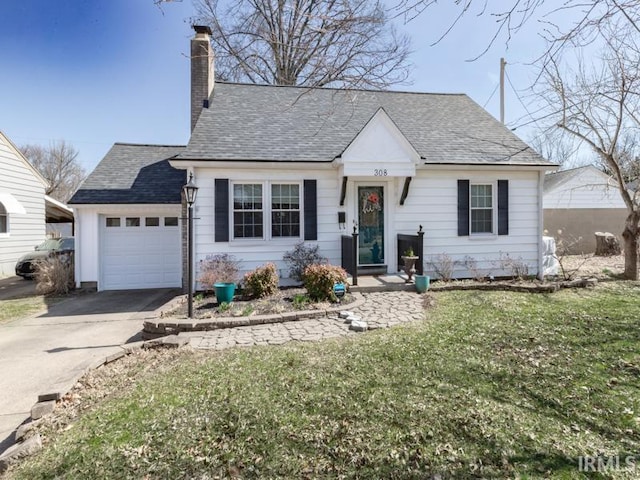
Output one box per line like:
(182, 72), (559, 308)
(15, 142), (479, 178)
(271, 184), (300, 237)
(233, 183), (264, 238)
(231, 182), (301, 240)
(470, 184), (493, 234)
(0, 202), (7, 234)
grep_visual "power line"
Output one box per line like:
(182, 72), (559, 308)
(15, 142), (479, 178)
(483, 83), (499, 108)
(505, 69), (540, 129)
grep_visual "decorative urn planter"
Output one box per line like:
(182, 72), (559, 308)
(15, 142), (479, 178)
(214, 282), (236, 304)
(400, 255), (419, 283)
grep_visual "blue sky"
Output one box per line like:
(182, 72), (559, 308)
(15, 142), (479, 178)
(0, 0), (563, 171)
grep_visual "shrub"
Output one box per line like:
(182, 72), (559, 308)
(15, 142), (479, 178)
(499, 252), (530, 280)
(198, 254), (241, 290)
(243, 263), (279, 298)
(283, 242), (327, 282)
(302, 264), (347, 302)
(428, 253), (457, 282)
(34, 254), (74, 295)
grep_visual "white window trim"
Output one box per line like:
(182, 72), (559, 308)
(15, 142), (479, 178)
(0, 202), (8, 237)
(469, 182), (497, 236)
(230, 180), (303, 242)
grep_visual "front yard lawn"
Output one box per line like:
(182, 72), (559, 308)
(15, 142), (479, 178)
(7, 283), (640, 479)
(0, 297), (51, 324)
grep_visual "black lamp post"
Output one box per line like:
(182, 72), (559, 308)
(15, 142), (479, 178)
(183, 173), (199, 318)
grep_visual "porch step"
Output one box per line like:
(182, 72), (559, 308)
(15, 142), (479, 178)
(348, 273), (417, 293)
(357, 265), (388, 276)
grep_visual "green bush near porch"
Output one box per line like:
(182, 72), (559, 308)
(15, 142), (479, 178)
(7, 283), (640, 479)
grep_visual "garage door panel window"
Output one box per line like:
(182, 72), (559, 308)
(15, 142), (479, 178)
(145, 217), (160, 227)
(106, 217), (121, 227)
(126, 217), (140, 227)
(164, 217), (178, 227)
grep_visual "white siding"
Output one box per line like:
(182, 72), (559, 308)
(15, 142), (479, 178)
(391, 169), (540, 279)
(193, 168), (341, 284)
(544, 167), (627, 209)
(194, 166), (542, 281)
(0, 133), (47, 277)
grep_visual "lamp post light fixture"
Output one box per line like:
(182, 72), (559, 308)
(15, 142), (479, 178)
(183, 173), (199, 318)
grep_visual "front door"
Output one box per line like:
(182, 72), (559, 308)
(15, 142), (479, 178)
(357, 185), (385, 265)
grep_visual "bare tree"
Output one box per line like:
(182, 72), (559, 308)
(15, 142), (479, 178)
(396, 1), (640, 64)
(537, 22), (640, 279)
(192, 0), (411, 89)
(21, 141), (86, 203)
(528, 127), (580, 168)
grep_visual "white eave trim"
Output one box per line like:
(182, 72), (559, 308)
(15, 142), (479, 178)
(0, 192), (27, 214)
(169, 159), (335, 170)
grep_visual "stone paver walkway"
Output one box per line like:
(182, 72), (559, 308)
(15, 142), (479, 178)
(183, 291), (425, 350)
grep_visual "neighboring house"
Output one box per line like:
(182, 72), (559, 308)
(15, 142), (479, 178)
(0, 131), (48, 277)
(543, 166), (628, 253)
(69, 26), (556, 291)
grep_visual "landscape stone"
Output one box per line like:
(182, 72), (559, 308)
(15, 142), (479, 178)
(30, 400), (55, 420)
(339, 311), (354, 319)
(349, 320), (368, 332)
(0, 434), (42, 473)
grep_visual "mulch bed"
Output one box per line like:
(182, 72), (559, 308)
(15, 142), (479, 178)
(168, 287), (355, 320)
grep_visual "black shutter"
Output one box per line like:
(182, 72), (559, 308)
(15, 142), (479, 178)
(214, 179), (229, 242)
(498, 179), (509, 235)
(304, 179), (317, 241)
(457, 179), (470, 236)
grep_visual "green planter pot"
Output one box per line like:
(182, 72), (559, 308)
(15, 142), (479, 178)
(414, 274), (430, 293)
(214, 282), (236, 304)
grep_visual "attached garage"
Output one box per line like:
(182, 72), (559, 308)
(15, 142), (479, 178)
(101, 214), (181, 290)
(68, 143), (187, 291)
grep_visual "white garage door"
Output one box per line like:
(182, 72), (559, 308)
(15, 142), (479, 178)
(101, 215), (181, 290)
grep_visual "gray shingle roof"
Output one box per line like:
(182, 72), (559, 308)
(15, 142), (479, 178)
(178, 82), (554, 166)
(69, 143), (186, 204)
(543, 165), (609, 193)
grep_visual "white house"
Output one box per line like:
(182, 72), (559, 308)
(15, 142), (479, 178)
(69, 26), (556, 291)
(543, 166), (628, 253)
(0, 131), (49, 277)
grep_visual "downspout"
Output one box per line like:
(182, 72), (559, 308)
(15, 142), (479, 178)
(537, 170), (544, 280)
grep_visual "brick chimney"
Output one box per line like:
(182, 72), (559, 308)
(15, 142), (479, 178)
(191, 25), (214, 132)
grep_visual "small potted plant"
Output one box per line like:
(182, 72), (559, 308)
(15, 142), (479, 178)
(401, 247), (419, 283)
(198, 254), (241, 304)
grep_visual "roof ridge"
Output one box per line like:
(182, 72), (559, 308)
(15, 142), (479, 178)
(114, 142), (186, 148)
(213, 81), (466, 97)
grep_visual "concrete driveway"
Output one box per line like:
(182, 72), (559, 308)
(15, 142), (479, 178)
(0, 288), (180, 454)
(0, 276), (36, 301)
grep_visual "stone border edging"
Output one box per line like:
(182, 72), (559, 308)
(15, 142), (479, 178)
(428, 277), (598, 293)
(143, 293), (366, 338)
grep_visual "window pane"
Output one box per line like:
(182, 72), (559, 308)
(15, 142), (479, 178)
(271, 184), (300, 237)
(233, 184), (263, 238)
(106, 217), (121, 227)
(164, 217), (178, 226)
(126, 217), (140, 227)
(471, 209), (493, 234)
(0, 215), (7, 233)
(471, 184), (492, 208)
(145, 217), (160, 227)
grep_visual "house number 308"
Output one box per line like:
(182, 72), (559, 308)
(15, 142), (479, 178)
(374, 169), (388, 176)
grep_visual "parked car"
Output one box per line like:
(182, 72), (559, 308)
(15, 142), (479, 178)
(15, 237), (75, 279)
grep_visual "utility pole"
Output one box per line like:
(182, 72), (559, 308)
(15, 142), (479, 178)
(500, 57), (506, 124)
